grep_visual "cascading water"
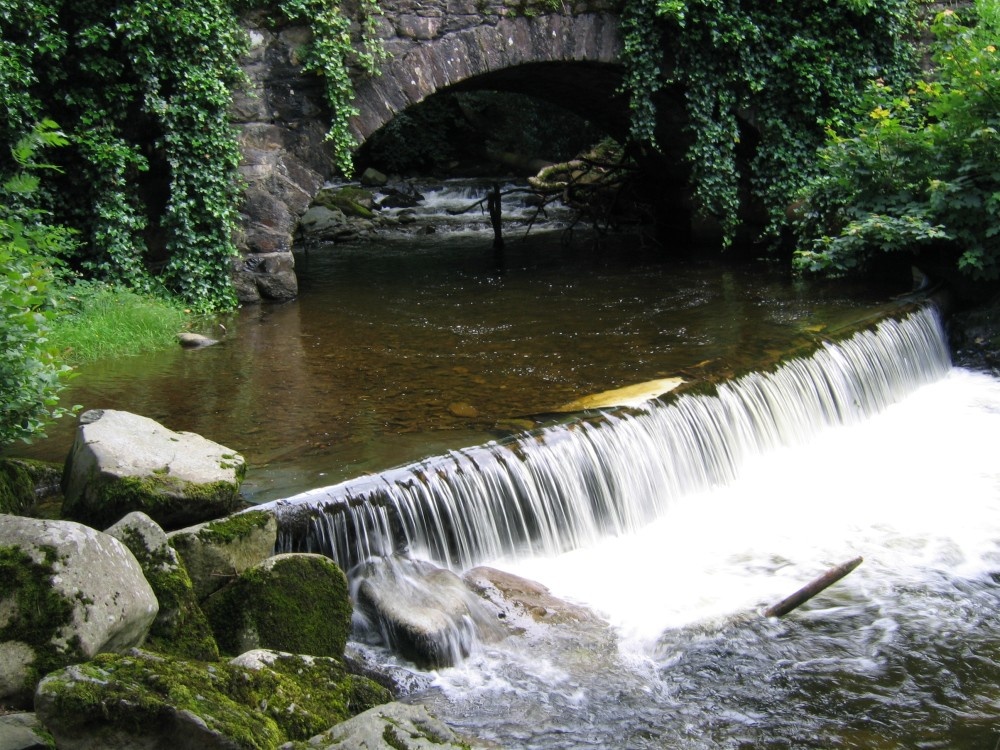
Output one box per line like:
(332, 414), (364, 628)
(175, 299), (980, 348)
(264, 304), (950, 573)
(258, 301), (1000, 748)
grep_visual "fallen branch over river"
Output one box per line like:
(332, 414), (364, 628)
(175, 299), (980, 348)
(764, 556), (864, 618)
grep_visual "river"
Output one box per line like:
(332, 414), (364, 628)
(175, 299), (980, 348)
(16, 180), (1000, 748)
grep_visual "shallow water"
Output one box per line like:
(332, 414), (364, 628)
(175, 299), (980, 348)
(14, 205), (904, 504)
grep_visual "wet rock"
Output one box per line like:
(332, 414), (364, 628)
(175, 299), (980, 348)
(0, 516), (158, 707)
(297, 204), (350, 241)
(61, 409), (247, 531)
(463, 566), (599, 627)
(202, 553), (352, 658)
(167, 510), (277, 601)
(177, 332), (219, 348)
(313, 186), (376, 217)
(360, 167), (388, 187)
(232, 251), (298, 304)
(354, 557), (503, 669)
(0, 712), (51, 750)
(288, 702), (485, 750)
(105, 512), (218, 661)
(343, 643), (432, 697)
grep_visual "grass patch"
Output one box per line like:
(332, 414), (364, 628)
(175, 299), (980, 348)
(49, 282), (192, 365)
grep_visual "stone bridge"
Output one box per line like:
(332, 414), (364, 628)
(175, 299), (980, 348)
(230, 1), (629, 303)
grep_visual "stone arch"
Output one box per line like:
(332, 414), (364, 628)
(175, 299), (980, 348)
(349, 13), (622, 145)
(231, 10), (625, 304)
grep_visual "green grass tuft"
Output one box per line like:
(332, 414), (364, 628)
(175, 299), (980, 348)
(48, 282), (192, 365)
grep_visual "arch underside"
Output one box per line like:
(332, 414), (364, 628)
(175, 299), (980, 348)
(350, 12), (623, 145)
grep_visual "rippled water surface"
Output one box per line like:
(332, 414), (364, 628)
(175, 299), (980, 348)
(19, 223), (903, 503)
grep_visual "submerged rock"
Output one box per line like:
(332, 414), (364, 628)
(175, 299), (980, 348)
(168, 510), (277, 601)
(177, 332), (219, 348)
(106, 512), (219, 661)
(354, 557), (503, 669)
(0, 515), (158, 707)
(202, 553), (352, 658)
(61, 409), (247, 531)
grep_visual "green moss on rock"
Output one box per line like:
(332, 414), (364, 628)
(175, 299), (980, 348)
(37, 651), (284, 749)
(116, 527), (219, 662)
(63, 469), (244, 531)
(203, 554), (352, 658)
(0, 459), (61, 516)
(194, 509), (272, 545)
(229, 652), (392, 740)
(0, 544), (83, 702)
(36, 649), (391, 749)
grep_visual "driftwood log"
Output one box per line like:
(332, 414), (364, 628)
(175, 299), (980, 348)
(764, 556), (864, 618)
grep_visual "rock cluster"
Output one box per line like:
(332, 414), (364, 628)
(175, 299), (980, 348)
(1, 408), (609, 749)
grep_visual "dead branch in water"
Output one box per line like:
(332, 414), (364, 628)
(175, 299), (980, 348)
(764, 556), (864, 618)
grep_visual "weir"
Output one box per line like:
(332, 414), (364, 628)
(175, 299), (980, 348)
(262, 304), (951, 574)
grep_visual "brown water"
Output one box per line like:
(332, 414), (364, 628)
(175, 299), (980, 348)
(16, 223), (907, 503)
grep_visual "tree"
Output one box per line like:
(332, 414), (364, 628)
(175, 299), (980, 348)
(793, 1), (1000, 282)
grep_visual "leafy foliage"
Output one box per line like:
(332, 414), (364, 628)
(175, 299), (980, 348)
(793, 1), (1000, 280)
(0, 121), (76, 446)
(619, 0), (917, 246)
(0, 0), (247, 311)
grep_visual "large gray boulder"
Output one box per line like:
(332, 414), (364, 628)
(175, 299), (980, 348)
(105, 512), (218, 661)
(354, 557), (503, 669)
(0, 515), (158, 707)
(167, 510), (277, 601)
(61, 409), (247, 531)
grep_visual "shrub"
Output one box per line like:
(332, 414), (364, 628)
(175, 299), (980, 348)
(0, 121), (76, 446)
(793, 1), (1000, 280)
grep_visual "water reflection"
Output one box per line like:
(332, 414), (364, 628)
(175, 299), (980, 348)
(14, 231), (904, 502)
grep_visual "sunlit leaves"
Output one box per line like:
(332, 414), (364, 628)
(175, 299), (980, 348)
(794, 1), (1000, 280)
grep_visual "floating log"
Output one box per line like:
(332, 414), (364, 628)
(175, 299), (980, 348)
(764, 556), (863, 618)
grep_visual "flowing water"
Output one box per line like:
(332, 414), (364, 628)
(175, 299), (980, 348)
(14, 180), (1000, 747)
(265, 305), (1000, 750)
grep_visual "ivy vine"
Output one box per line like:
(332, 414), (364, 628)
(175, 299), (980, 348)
(1, 0), (386, 310)
(278, 0), (387, 178)
(619, 0), (918, 247)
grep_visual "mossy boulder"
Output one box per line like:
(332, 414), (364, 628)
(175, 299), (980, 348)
(312, 186), (376, 219)
(105, 512), (219, 662)
(229, 649), (391, 737)
(0, 458), (61, 516)
(202, 553), (351, 659)
(34, 648), (389, 749)
(0, 516), (158, 707)
(61, 409), (247, 531)
(168, 510), (277, 601)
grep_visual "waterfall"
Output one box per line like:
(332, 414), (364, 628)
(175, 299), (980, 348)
(262, 305), (951, 574)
